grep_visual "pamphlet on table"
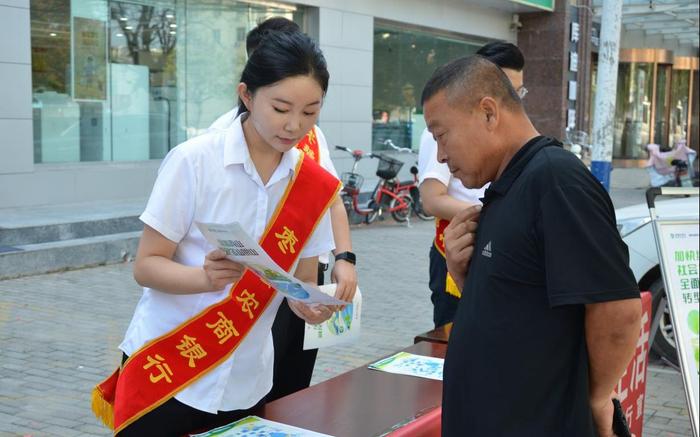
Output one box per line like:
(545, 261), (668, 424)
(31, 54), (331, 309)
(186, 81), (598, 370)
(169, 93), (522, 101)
(368, 352), (444, 381)
(190, 415), (333, 437)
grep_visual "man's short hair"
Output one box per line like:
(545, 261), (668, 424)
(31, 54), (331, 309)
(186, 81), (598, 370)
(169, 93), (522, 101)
(246, 17), (301, 55)
(420, 55), (522, 111)
(476, 41), (525, 71)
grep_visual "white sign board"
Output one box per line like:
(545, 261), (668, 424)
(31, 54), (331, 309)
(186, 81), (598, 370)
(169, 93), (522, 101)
(568, 80), (578, 101)
(567, 109), (577, 129)
(654, 219), (699, 436)
(571, 21), (580, 42)
(570, 51), (579, 72)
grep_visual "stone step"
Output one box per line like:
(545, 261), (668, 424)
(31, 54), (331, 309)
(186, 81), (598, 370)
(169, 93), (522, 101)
(0, 231), (141, 280)
(0, 215), (142, 247)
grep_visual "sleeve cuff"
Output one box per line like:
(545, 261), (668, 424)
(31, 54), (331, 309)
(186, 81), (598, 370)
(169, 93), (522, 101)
(140, 211), (185, 243)
(300, 240), (335, 259)
(549, 287), (641, 307)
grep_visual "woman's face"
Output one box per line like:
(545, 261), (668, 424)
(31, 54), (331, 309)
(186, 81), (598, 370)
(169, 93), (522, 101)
(240, 75), (324, 153)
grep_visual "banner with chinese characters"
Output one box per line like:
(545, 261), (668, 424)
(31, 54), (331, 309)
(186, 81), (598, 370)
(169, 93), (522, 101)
(196, 221), (345, 306)
(654, 220), (699, 435)
(617, 291), (652, 437)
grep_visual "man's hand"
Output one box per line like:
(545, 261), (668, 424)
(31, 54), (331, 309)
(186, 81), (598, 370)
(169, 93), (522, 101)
(444, 205), (481, 290)
(331, 260), (357, 308)
(288, 300), (334, 324)
(590, 393), (615, 437)
(203, 249), (245, 290)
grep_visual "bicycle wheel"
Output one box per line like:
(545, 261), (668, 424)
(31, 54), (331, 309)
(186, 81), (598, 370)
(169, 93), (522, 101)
(365, 200), (380, 224)
(390, 193), (413, 223)
(410, 189), (434, 221)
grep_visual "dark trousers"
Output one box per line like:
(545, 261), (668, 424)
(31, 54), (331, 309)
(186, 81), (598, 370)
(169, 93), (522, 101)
(429, 245), (460, 328)
(116, 354), (264, 437)
(267, 262), (326, 402)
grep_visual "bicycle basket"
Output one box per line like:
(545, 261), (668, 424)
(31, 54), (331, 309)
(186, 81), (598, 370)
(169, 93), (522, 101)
(375, 154), (404, 180)
(341, 172), (364, 193)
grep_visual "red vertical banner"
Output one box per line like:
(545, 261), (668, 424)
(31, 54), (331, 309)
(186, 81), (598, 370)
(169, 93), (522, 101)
(616, 291), (653, 437)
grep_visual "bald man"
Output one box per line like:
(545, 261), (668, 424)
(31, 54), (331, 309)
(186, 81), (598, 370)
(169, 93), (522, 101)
(422, 56), (641, 436)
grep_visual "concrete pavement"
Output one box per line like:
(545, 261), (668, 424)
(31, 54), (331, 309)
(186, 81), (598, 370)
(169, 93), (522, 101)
(0, 184), (694, 436)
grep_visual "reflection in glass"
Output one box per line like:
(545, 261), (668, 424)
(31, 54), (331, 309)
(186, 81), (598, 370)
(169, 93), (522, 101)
(30, 0), (75, 163)
(109, 1), (179, 160)
(30, 0), (304, 164)
(653, 64), (671, 147)
(372, 24), (480, 151)
(613, 63), (653, 159)
(669, 70), (690, 148)
(691, 70), (699, 153)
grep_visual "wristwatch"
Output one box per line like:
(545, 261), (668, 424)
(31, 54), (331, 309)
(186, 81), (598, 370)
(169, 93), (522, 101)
(334, 251), (356, 265)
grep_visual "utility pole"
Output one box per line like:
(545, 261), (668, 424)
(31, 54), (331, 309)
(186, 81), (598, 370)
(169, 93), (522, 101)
(590, 0), (623, 191)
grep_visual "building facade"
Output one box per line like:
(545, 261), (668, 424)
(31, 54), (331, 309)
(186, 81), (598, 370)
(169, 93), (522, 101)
(4, 0), (695, 210)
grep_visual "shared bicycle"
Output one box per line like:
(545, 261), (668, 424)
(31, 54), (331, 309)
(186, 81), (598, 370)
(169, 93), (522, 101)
(335, 140), (432, 224)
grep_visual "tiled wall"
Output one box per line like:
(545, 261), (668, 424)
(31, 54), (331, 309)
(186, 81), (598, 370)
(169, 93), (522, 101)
(0, 0), (33, 174)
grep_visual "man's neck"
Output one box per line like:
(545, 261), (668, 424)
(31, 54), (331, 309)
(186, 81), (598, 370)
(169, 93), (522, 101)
(494, 123), (541, 181)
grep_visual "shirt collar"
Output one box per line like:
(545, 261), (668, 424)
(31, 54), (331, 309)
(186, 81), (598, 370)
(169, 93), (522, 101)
(482, 135), (560, 203)
(223, 112), (299, 183)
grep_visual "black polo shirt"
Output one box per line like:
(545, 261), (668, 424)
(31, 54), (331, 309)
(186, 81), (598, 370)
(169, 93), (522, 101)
(442, 136), (640, 437)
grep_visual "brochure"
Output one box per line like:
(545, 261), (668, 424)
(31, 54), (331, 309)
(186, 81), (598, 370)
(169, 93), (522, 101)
(303, 284), (362, 350)
(368, 352), (444, 381)
(196, 222), (344, 306)
(190, 415), (333, 437)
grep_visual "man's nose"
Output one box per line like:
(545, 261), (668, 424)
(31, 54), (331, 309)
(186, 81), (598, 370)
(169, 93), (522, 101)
(436, 144), (448, 163)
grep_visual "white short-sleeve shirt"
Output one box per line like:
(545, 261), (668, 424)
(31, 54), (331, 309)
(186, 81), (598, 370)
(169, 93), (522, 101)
(210, 109), (338, 264)
(417, 128), (489, 205)
(120, 114), (335, 413)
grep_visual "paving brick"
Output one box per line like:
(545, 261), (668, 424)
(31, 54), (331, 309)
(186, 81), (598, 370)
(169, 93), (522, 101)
(0, 216), (693, 436)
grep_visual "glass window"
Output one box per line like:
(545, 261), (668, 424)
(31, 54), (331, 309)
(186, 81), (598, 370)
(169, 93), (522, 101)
(669, 69), (690, 148)
(613, 62), (653, 159)
(653, 64), (672, 148)
(372, 22), (482, 151)
(30, 0), (305, 164)
(691, 70), (699, 153)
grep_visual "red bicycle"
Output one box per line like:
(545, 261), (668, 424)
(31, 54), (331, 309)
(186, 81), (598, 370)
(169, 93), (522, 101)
(335, 143), (432, 224)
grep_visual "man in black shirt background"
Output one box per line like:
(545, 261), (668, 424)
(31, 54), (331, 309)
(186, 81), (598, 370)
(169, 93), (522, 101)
(422, 56), (642, 436)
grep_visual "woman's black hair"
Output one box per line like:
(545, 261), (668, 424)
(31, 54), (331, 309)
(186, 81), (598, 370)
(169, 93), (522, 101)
(238, 31), (329, 116)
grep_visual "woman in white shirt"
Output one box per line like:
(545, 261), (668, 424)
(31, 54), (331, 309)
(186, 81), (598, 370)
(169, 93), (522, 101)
(94, 31), (339, 436)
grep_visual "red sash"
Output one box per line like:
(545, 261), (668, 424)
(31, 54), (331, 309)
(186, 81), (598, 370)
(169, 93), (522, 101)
(92, 154), (340, 433)
(434, 218), (461, 298)
(295, 127), (321, 164)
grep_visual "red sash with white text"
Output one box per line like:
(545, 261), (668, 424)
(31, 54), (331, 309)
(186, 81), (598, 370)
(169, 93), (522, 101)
(295, 127), (320, 164)
(92, 154), (340, 433)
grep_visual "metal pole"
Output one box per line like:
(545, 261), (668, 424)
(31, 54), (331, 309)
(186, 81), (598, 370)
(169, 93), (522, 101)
(590, 0), (624, 191)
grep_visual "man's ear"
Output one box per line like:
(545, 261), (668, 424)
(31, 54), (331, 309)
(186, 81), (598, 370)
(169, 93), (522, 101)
(479, 97), (498, 130)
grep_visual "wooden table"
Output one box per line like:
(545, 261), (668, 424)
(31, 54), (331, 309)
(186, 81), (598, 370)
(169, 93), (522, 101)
(413, 323), (452, 345)
(259, 341), (446, 437)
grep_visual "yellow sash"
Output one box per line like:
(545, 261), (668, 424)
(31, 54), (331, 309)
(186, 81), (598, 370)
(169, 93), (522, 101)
(434, 218), (461, 298)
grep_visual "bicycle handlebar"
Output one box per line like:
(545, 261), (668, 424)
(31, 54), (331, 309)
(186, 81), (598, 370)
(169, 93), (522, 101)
(335, 146), (383, 161)
(382, 139), (416, 154)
